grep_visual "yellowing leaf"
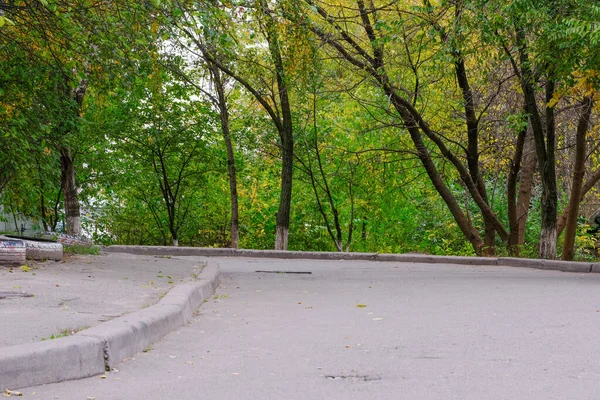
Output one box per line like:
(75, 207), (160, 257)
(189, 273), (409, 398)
(356, 304), (367, 308)
(19, 265), (30, 272)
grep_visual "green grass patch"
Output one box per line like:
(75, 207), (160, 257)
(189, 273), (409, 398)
(63, 244), (101, 255)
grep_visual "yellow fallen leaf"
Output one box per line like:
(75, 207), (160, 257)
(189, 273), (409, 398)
(3, 389), (23, 397)
(356, 304), (367, 308)
(19, 265), (30, 272)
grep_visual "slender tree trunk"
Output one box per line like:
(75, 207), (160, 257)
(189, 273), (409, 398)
(276, 135), (293, 250)
(562, 97), (593, 260)
(37, 161), (49, 232)
(517, 127), (537, 244)
(517, 29), (557, 259)
(455, 52), (494, 254)
(58, 78), (87, 237)
(60, 147), (82, 236)
(557, 167), (600, 235)
(537, 80), (558, 259)
(261, 0), (294, 250)
(507, 119), (528, 254)
(209, 63), (239, 248)
(387, 92), (484, 254)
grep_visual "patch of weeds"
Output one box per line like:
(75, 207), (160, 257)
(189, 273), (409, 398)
(154, 255), (171, 259)
(143, 346), (153, 353)
(41, 326), (88, 341)
(63, 244), (100, 255)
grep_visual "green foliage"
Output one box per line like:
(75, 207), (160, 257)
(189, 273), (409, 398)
(1, 0), (600, 260)
(63, 244), (101, 255)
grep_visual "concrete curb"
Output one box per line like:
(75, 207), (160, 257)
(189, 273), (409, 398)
(0, 262), (220, 390)
(107, 245), (598, 273)
(0, 235), (63, 261)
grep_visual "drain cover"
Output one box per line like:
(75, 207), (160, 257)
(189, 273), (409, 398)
(0, 291), (34, 299)
(255, 271), (312, 274)
(325, 374), (381, 381)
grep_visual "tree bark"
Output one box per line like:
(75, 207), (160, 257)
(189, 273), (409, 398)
(562, 97), (593, 260)
(261, 0), (294, 250)
(507, 118), (528, 253)
(455, 56), (494, 254)
(557, 167), (600, 235)
(387, 91), (484, 254)
(516, 28), (557, 259)
(59, 78), (87, 237)
(209, 63), (239, 248)
(516, 127), (537, 245)
(60, 147), (82, 236)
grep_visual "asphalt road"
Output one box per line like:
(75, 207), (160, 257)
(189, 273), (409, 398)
(21, 257), (600, 399)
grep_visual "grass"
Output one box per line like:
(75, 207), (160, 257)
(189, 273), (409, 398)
(41, 326), (88, 341)
(63, 244), (101, 255)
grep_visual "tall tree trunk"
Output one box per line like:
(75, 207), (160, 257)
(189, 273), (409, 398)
(516, 28), (557, 259)
(261, 0), (294, 250)
(455, 57), (494, 254)
(562, 97), (593, 261)
(60, 147), (82, 236)
(58, 78), (87, 237)
(209, 63), (239, 248)
(507, 119), (529, 254)
(517, 127), (537, 245)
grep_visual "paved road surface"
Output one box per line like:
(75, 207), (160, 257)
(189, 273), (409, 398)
(20, 257), (600, 399)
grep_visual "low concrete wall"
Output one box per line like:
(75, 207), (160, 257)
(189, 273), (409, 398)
(107, 245), (598, 273)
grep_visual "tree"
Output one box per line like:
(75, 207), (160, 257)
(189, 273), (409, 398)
(170, 0), (302, 250)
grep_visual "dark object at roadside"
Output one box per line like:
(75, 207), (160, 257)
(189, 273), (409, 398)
(588, 215), (600, 235)
(0, 290), (34, 300)
(5, 235), (58, 243)
(255, 270), (312, 274)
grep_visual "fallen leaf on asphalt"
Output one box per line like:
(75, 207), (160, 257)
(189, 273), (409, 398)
(100, 375), (107, 379)
(345, 345), (351, 348)
(356, 304), (367, 308)
(13, 285), (20, 289)
(19, 266), (30, 272)
(3, 389), (23, 397)
(298, 302), (302, 304)
(55, 284), (60, 287)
